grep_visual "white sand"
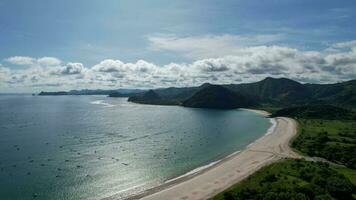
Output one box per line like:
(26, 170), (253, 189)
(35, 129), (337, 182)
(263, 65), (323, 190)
(138, 115), (298, 200)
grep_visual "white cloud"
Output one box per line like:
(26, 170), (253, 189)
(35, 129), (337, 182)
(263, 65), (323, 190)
(4, 56), (61, 66)
(148, 34), (285, 59)
(325, 40), (356, 52)
(50, 62), (85, 75)
(92, 59), (125, 72)
(37, 57), (61, 66)
(0, 40), (355, 92)
(5, 56), (35, 65)
(331, 40), (356, 49)
(92, 59), (156, 74)
(0, 66), (10, 80)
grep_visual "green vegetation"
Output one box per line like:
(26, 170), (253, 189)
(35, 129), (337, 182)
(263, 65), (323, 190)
(120, 77), (356, 109)
(212, 159), (356, 200)
(272, 105), (356, 168)
(213, 105), (356, 199)
(293, 119), (356, 169)
(182, 84), (256, 109)
(271, 105), (356, 120)
(334, 167), (356, 186)
(228, 77), (311, 106)
(305, 80), (356, 108)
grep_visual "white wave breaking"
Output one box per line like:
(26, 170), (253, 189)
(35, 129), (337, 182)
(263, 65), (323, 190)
(265, 118), (277, 135)
(90, 100), (115, 107)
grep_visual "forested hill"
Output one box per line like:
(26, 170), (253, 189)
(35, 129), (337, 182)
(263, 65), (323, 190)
(182, 84), (256, 109)
(127, 77), (356, 108)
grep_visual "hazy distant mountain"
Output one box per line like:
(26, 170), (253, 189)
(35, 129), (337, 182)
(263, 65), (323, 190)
(39, 89), (145, 96)
(38, 91), (69, 96)
(108, 92), (132, 97)
(182, 84), (256, 109)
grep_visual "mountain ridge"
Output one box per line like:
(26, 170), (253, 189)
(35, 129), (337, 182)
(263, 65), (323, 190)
(38, 77), (356, 109)
(128, 77), (356, 108)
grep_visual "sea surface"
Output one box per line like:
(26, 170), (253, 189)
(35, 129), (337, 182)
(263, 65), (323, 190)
(0, 95), (272, 200)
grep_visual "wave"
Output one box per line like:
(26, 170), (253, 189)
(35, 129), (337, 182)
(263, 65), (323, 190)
(165, 160), (220, 184)
(90, 100), (115, 107)
(265, 118), (277, 135)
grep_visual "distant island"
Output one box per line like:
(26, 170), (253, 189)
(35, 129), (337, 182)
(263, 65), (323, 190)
(38, 89), (144, 96)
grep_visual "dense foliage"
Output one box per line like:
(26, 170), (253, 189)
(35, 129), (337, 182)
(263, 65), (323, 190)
(305, 80), (356, 108)
(292, 119), (356, 169)
(272, 105), (356, 169)
(213, 159), (356, 200)
(182, 84), (255, 109)
(271, 105), (356, 120)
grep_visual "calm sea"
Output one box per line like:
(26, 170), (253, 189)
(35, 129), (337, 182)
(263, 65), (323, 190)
(0, 95), (271, 200)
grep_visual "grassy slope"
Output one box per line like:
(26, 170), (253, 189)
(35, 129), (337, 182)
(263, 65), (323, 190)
(292, 119), (356, 168)
(212, 159), (355, 200)
(294, 118), (356, 198)
(335, 167), (356, 198)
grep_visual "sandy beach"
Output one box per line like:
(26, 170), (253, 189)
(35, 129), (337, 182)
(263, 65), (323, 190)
(136, 112), (298, 200)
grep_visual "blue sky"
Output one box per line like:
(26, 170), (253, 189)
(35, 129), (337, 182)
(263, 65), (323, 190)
(0, 0), (356, 92)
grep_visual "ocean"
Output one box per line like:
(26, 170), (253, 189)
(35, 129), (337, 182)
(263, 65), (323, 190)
(0, 95), (272, 200)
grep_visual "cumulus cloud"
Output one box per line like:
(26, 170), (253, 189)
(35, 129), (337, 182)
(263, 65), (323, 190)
(92, 59), (125, 73)
(50, 62), (85, 75)
(0, 40), (355, 91)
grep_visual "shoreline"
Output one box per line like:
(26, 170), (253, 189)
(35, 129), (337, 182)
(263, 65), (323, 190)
(113, 109), (298, 200)
(164, 109), (276, 185)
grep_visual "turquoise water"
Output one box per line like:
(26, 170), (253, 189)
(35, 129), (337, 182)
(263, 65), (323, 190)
(0, 95), (271, 200)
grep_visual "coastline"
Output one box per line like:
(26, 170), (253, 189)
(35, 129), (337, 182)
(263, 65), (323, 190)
(113, 109), (298, 200)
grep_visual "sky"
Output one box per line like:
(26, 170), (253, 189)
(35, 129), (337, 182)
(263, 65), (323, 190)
(0, 0), (356, 92)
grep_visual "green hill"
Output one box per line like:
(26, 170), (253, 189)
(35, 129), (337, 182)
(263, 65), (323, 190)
(128, 90), (179, 105)
(226, 77), (311, 106)
(306, 80), (356, 108)
(130, 78), (356, 108)
(122, 77), (356, 109)
(182, 84), (256, 109)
